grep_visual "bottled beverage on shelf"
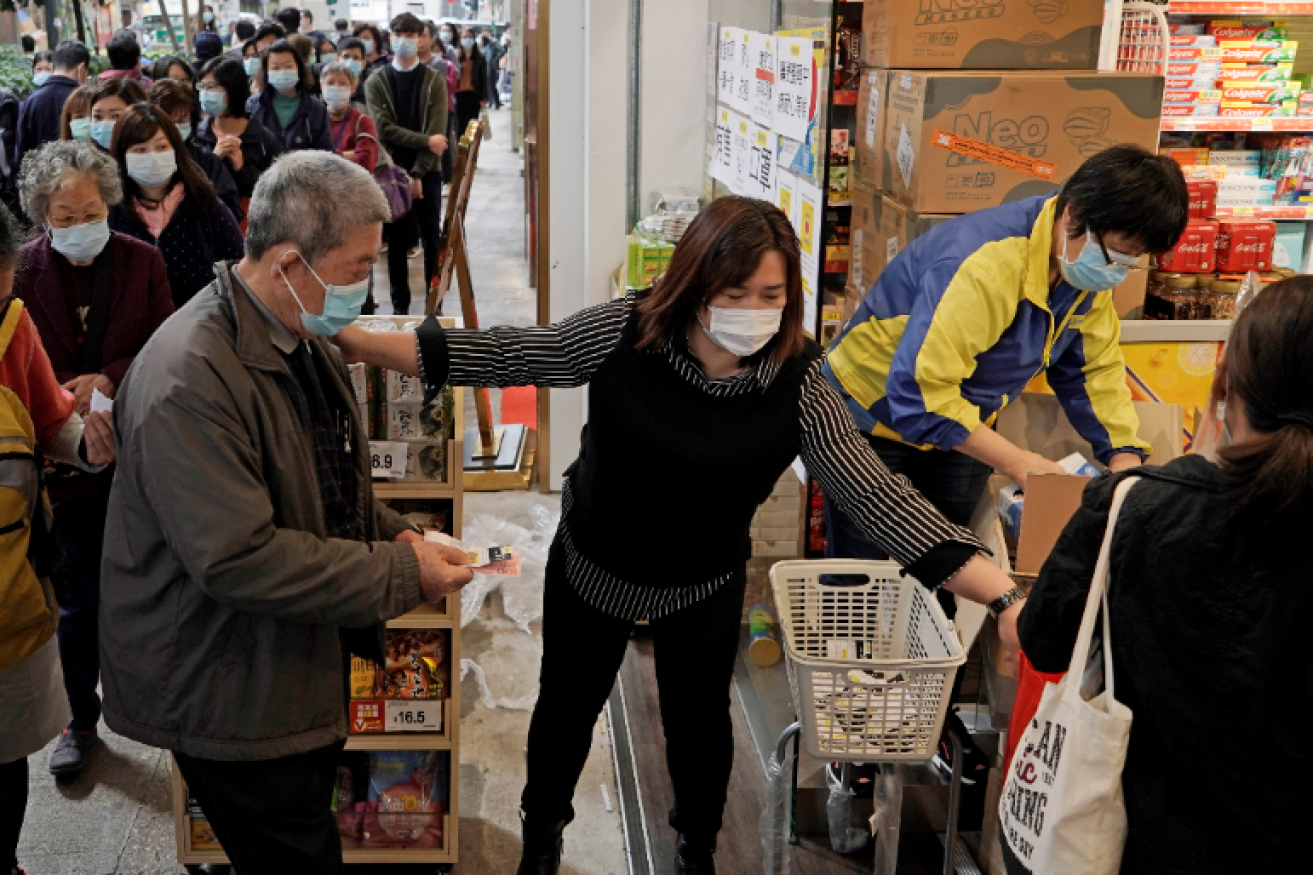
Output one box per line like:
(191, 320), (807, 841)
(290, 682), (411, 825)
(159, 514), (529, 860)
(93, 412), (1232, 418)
(1145, 271), (1207, 320)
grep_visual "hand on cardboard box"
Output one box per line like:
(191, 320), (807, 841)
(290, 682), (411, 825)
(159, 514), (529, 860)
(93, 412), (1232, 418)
(1005, 451), (1067, 490)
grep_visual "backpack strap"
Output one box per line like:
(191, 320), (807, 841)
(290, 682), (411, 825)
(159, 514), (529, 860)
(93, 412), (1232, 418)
(0, 296), (22, 361)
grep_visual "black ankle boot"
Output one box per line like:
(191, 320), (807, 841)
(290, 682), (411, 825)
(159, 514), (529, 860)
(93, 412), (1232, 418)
(675, 834), (717, 875)
(516, 817), (567, 875)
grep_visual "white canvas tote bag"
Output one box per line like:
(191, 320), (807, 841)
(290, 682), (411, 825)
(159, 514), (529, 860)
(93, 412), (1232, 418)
(999, 477), (1138, 875)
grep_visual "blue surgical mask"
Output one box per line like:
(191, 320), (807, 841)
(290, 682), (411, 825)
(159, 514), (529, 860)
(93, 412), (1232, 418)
(279, 250), (370, 336)
(460, 37), (475, 50)
(439, 30), (453, 44)
(91, 119), (116, 150)
(319, 51), (337, 65)
(323, 85), (350, 112)
(203, 11), (213, 23)
(177, 121), (192, 141)
(199, 89), (227, 116)
(69, 117), (91, 141)
(392, 37), (417, 59)
(344, 58), (362, 76)
(1057, 230), (1131, 292)
(243, 57), (261, 77)
(126, 149), (178, 189)
(361, 38), (375, 55)
(267, 69), (300, 93)
(49, 219), (112, 262)
(32, 71), (52, 88)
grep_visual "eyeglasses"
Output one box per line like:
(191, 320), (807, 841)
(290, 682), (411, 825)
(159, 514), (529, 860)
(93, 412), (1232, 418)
(1093, 233), (1151, 272)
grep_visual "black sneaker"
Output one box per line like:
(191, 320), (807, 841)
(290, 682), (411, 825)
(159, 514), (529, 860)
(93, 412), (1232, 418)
(675, 835), (716, 875)
(931, 707), (988, 787)
(48, 727), (97, 776)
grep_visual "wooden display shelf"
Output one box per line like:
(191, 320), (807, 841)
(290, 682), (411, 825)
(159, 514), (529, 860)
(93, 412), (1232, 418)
(345, 730), (454, 750)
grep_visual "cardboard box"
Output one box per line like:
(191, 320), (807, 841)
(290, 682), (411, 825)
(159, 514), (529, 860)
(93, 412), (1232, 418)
(1113, 262), (1150, 318)
(855, 68), (889, 189)
(849, 180), (956, 292)
(883, 71), (1163, 214)
(861, 0), (1103, 70)
(1273, 221), (1307, 269)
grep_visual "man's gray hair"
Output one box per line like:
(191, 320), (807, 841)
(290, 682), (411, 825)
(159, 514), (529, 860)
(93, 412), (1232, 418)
(320, 60), (356, 84)
(18, 140), (123, 227)
(246, 151), (391, 264)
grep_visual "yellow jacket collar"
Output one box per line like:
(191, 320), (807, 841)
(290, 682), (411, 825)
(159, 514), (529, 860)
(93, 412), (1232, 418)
(1024, 196), (1061, 310)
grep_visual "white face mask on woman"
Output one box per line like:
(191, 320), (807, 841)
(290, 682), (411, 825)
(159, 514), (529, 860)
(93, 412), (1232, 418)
(697, 305), (783, 357)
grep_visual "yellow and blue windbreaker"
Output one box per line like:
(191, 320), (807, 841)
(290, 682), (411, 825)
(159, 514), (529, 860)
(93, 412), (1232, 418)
(824, 195), (1150, 464)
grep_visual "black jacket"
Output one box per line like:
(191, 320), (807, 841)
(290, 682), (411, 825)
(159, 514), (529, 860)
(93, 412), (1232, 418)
(15, 75), (79, 173)
(188, 142), (243, 221)
(193, 116), (284, 199)
(246, 90), (333, 154)
(1020, 457), (1312, 874)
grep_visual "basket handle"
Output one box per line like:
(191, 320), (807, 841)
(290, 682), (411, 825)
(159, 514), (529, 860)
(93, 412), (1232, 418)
(774, 558), (904, 586)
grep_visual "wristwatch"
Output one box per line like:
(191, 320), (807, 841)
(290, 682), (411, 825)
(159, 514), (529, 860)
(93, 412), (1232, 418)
(987, 585), (1027, 619)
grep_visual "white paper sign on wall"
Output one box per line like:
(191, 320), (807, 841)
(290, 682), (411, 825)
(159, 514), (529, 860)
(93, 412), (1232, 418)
(731, 29), (754, 115)
(729, 111), (753, 196)
(717, 27), (741, 108)
(748, 124), (778, 201)
(748, 32), (776, 128)
(774, 36), (814, 143)
(711, 107), (734, 184)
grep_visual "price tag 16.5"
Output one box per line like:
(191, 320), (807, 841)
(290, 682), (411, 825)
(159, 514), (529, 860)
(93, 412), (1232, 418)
(385, 699), (443, 732)
(369, 441), (408, 479)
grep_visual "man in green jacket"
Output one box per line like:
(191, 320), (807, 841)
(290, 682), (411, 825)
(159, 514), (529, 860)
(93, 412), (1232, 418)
(99, 151), (473, 873)
(365, 11), (449, 314)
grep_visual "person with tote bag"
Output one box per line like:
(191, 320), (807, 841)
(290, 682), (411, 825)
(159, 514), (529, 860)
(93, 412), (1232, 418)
(1012, 275), (1313, 874)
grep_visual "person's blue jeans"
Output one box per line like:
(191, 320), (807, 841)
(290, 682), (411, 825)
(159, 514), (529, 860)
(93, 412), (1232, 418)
(52, 489), (111, 731)
(824, 434), (992, 618)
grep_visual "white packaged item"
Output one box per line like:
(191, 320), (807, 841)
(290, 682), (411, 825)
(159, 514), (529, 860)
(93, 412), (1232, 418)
(1208, 149), (1262, 166)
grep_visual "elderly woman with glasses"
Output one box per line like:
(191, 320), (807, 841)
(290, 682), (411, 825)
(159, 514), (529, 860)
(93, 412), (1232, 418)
(12, 139), (173, 777)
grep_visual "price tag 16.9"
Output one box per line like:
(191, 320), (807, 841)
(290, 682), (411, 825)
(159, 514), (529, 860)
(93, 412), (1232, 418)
(384, 699), (443, 732)
(369, 441), (408, 479)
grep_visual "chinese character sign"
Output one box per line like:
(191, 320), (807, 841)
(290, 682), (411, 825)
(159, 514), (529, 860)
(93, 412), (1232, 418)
(711, 108), (734, 185)
(730, 113), (753, 196)
(717, 27), (741, 109)
(774, 36), (814, 143)
(749, 32), (776, 128)
(748, 125), (778, 202)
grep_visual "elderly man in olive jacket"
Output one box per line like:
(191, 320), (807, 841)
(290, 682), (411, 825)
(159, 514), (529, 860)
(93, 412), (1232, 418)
(99, 151), (472, 874)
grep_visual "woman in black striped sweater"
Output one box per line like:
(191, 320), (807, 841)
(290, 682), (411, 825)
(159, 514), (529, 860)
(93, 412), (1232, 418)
(333, 196), (1027, 875)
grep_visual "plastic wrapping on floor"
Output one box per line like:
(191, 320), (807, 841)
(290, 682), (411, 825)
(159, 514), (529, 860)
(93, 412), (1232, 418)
(758, 751), (794, 875)
(826, 765), (870, 854)
(870, 766), (904, 875)
(460, 502), (559, 631)
(460, 658), (539, 711)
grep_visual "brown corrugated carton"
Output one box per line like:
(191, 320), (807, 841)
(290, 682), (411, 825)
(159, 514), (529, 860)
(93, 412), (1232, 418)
(849, 180), (957, 293)
(883, 71), (1164, 214)
(855, 68), (890, 189)
(862, 0), (1104, 69)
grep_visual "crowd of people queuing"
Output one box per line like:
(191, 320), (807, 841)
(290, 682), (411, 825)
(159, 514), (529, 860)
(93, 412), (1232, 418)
(0, 11), (512, 875)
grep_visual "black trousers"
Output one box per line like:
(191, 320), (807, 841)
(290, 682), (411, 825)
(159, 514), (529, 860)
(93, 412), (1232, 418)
(455, 91), (481, 144)
(521, 541), (746, 844)
(384, 170), (443, 315)
(174, 741), (345, 875)
(52, 489), (110, 730)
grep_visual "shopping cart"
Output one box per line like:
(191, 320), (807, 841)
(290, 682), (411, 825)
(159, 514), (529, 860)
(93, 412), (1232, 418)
(765, 560), (968, 875)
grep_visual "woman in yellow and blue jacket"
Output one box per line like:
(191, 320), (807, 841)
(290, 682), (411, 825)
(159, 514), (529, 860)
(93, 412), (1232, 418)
(823, 145), (1188, 785)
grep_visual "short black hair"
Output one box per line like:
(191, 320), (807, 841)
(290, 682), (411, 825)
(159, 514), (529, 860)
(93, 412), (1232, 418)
(199, 57), (251, 119)
(337, 37), (365, 56)
(1055, 144), (1189, 256)
(151, 55), (195, 84)
(21, 35), (35, 53)
(422, 19), (439, 39)
(275, 7), (301, 33)
(52, 39), (91, 72)
(254, 22), (286, 45)
(301, 9), (313, 22)
(235, 19), (256, 40)
(107, 29), (141, 70)
(390, 12), (424, 36)
(335, 18), (349, 31)
(262, 38), (311, 94)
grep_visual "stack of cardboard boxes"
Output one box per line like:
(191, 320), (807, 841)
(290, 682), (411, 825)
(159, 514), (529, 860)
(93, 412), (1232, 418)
(845, 0), (1166, 324)
(744, 468), (806, 609)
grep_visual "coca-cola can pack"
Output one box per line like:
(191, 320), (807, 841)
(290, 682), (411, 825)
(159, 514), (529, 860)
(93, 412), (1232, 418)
(1216, 219), (1276, 272)
(1157, 219), (1219, 273)
(1187, 180), (1218, 219)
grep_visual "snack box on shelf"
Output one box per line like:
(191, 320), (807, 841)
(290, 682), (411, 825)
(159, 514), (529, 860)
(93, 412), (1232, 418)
(1187, 179), (1219, 218)
(1157, 219), (1220, 273)
(1216, 218), (1277, 271)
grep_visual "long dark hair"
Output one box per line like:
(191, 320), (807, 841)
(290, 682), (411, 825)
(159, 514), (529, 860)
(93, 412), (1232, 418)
(458, 27), (483, 64)
(635, 196), (805, 365)
(112, 103), (219, 217)
(1219, 276), (1313, 530)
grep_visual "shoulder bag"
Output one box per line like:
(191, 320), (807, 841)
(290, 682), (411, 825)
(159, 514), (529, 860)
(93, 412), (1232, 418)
(345, 111), (412, 222)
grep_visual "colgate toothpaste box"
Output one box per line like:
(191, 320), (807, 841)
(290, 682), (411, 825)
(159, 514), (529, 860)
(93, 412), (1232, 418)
(1216, 219), (1276, 271)
(1207, 21), (1289, 41)
(1157, 220), (1219, 273)
(1219, 102), (1294, 117)
(1167, 61), (1222, 78)
(1166, 76), (1224, 91)
(1162, 104), (1221, 118)
(1170, 46), (1224, 61)
(1165, 89), (1223, 104)
(1219, 41), (1299, 64)
(1170, 22), (1206, 36)
(1170, 34), (1217, 48)
(1218, 63), (1293, 82)
(1218, 82), (1300, 103)
(1187, 179), (1219, 219)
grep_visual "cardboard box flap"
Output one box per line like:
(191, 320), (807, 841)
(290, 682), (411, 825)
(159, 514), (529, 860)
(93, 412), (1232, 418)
(1014, 473), (1092, 576)
(996, 394), (1185, 467)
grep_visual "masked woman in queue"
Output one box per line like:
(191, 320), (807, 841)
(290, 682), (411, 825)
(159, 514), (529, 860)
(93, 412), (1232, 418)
(332, 196), (1028, 875)
(822, 145), (1189, 788)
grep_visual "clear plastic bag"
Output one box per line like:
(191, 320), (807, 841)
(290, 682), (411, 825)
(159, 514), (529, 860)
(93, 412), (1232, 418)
(1232, 269), (1264, 319)
(758, 751), (794, 875)
(870, 767), (903, 875)
(826, 764), (870, 854)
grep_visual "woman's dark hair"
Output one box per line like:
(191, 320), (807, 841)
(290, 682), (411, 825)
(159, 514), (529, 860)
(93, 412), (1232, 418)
(315, 38), (336, 60)
(636, 196), (805, 365)
(0, 203), (20, 272)
(59, 84), (100, 139)
(200, 57), (251, 118)
(262, 39), (312, 93)
(150, 56), (195, 86)
(1218, 276), (1313, 531)
(93, 77), (148, 110)
(31, 50), (53, 71)
(287, 32), (315, 63)
(149, 78), (201, 130)
(353, 22), (385, 56)
(458, 27), (483, 64)
(1054, 144), (1188, 256)
(253, 22), (286, 46)
(242, 37), (260, 58)
(112, 103), (219, 217)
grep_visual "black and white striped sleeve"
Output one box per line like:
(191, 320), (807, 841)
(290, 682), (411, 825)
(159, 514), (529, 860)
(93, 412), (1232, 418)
(416, 293), (633, 390)
(798, 361), (987, 589)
